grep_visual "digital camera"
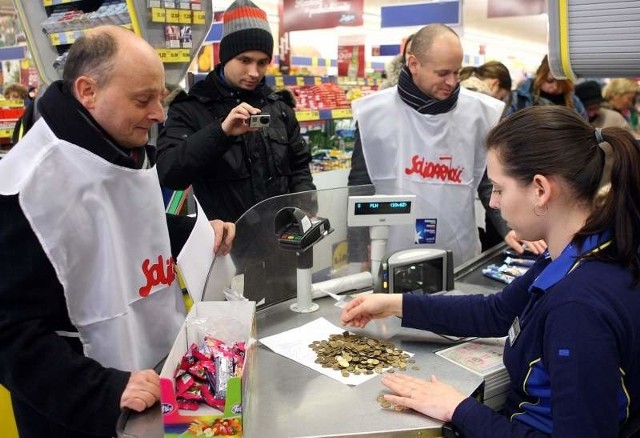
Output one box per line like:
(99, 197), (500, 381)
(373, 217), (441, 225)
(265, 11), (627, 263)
(249, 114), (270, 128)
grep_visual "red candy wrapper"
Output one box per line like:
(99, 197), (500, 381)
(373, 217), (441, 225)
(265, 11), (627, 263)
(174, 337), (246, 412)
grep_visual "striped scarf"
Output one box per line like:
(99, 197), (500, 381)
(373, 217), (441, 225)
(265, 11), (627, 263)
(397, 65), (460, 114)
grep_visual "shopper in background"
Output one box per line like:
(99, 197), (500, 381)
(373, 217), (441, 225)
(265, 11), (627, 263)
(459, 60), (512, 105)
(379, 33), (415, 90)
(460, 61), (546, 253)
(0, 26), (234, 438)
(2, 83), (28, 101)
(575, 80), (633, 132)
(11, 85), (46, 144)
(506, 55), (586, 119)
(602, 78), (640, 136)
(342, 105), (640, 437)
(157, 0), (315, 222)
(348, 24), (504, 267)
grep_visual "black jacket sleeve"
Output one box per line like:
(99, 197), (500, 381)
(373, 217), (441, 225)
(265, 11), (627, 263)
(0, 195), (130, 437)
(477, 169), (510, 238)
(347, 125), (374, 263)
(156, 97), (234, 190)
(280, 102), (315, 193)
(348, 126), (373, 186)
(166, 213), (197, 259)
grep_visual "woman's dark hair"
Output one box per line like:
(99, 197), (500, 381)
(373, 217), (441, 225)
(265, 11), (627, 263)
(62, 31), (119, 92)
(400, 33), (415, 64)
(487, 105), (640, 282)
(459, 61), (512, 91)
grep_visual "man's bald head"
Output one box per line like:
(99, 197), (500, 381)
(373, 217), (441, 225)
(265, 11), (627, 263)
(408, 24), (460, 64)
(62, 26), (160, 95)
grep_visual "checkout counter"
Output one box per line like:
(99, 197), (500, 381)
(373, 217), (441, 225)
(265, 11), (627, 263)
(118, 185), (509, 438)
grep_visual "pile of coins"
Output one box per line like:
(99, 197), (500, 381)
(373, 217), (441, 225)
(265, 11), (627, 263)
(308, 331), (417, 377)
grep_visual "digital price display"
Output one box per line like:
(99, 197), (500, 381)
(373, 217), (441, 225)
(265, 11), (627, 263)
(354, 201), (412, 215)
(347, 195), (416, 227)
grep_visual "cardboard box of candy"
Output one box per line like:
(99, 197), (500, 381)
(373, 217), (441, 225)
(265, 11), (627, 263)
(160, 301), (256, 437)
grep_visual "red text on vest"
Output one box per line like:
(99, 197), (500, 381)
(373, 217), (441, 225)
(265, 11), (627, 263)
(405, 154), (463, 183)
(139, 255), (176, 297)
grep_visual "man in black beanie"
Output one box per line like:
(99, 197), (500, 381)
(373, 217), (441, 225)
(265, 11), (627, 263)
(157, 0), (315, 222)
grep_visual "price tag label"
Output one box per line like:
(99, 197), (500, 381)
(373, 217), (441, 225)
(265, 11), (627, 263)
(331, 108), (352, 119)
(169, 51), (181, 62)
(295, 110), (320, 122)
(49, 33), (61, 46)
(314, 77), (322, 85)
(151, 8), (166, 22)
(296, 76), (306, 86)
(192, 10), (206, 24)
(156, 49), (169, 61)
(177, 49), (191, 62)
(274, 76), (284, 88)
(166, 9), (181, 23)
(43, 0), (75, 4)
(0, 129), (12, 138)
(179, 10), (192, 23)
(357, 78), (365, 85)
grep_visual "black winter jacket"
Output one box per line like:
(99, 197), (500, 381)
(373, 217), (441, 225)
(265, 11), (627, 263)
(157, 66), (316, 222)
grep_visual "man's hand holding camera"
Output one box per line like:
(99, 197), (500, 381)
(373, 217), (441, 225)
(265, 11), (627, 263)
(221, 102), (269, 137)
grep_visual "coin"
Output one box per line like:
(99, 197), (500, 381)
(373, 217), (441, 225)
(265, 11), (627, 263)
(308, 332), (415, 378)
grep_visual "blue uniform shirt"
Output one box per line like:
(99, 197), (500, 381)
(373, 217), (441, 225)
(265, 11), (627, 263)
(402, 231), (640, 437)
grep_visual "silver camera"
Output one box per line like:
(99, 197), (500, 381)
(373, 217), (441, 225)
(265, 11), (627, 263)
(249, 114), (270, 128)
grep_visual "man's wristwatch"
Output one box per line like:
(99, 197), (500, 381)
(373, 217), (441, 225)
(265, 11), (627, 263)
(442, 421), (463, 438)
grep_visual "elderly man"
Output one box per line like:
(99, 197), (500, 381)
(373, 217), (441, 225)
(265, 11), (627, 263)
(0, 26), (234, 438)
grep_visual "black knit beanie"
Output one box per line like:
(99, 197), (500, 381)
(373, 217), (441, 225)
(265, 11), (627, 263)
(219, 0), (273, 65)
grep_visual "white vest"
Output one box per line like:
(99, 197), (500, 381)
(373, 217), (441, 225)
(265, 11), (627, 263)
(0, 119), (185, 371)
(353, 87), (504, 266)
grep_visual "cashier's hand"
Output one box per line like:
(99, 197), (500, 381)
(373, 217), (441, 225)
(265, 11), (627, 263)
(210, 220), (235, 255)
(120, 370), (160, 412)
(381, 374), (466, 422)
(340, 294), (403, 328)
(504, 230), (547, 255)
(221, 102), (261, 137)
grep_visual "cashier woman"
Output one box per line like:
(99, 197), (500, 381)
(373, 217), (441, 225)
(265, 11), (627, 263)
(341, 106), (640, 437)
(0, 27), (234, 438)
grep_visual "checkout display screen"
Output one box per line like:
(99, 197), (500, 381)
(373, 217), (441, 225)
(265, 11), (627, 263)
(354, 201), (412, 215)
(392, 258), (443, 294)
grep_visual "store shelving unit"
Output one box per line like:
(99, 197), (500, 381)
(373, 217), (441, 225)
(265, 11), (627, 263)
(0, 100), (25, 156)
(12, 0), (212, 86)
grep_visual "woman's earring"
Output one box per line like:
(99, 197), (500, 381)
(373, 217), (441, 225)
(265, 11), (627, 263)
(534, 204), (548, 216)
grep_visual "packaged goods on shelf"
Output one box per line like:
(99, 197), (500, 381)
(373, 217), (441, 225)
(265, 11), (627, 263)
(41, 2), (130, 35)
(290, 83), (350, 111)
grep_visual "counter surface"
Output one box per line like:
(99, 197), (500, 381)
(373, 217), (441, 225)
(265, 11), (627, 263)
(120, 295), (485, 438)
(119, 243), (509, 438)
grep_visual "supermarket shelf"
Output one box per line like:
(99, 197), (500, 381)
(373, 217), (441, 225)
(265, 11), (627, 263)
(14, 0), (212, 85)
(266, 75), (335, 87)
(296, 108), (352, 122)
(43, 0), (83, 5)
(0, 129), (14, 139)
(48, 24), (133, 46)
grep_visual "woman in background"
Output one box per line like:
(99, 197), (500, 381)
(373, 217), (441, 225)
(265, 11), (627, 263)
(459, 60), (512, 104)
(506, 55), (586, 119)
(603, 78), (639, 136)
